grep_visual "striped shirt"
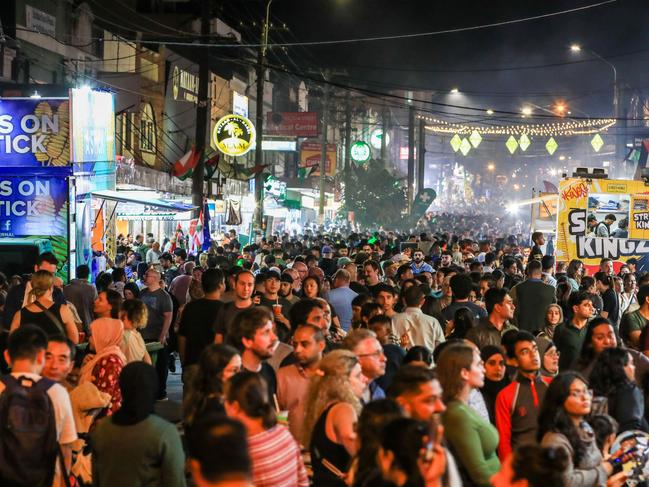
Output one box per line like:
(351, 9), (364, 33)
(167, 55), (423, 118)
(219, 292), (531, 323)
(248, 425), (309, 487)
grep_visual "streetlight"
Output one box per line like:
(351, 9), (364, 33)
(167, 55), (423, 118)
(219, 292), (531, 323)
(569, 43), (617, 122)
(570, 44), (581, 53)
(450, 88), (460, 94)
(487, 162), (496, 171)
(486, 108), (494, 115)
(521, 106), (533, 117)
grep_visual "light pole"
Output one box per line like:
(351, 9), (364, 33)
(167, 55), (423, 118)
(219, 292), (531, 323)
(570, 44), (618, 123)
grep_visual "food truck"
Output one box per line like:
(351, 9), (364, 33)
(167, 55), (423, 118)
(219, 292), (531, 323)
(556, 172), (649, 273)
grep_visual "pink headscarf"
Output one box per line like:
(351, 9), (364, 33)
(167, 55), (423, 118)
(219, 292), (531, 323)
(79, 318), (127, 385)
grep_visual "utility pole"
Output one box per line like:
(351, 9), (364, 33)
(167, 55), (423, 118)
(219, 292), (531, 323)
(417, 117), (426, 193)
(253, 0), (273, 232)
(318, 77), (330, 224)
(191, 0), (210, 217)
(380, 106), (388, 164)
(344, 93), (352, 181)
(407, 102), (415, 213)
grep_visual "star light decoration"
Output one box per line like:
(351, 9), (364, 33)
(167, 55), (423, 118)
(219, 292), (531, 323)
(591, 134), (604, 152)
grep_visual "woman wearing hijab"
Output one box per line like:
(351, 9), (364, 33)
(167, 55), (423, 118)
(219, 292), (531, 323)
(536, 336), (560, 378)
(480, 345), (510, 424)
(90, 362), (186, 486)
(79, 318), (127, 414)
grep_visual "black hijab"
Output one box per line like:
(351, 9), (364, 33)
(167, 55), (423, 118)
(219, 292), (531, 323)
(112, 362), (158, 426)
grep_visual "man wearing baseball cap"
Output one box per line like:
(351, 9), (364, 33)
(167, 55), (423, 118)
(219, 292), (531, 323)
(318, 245), (337, 277)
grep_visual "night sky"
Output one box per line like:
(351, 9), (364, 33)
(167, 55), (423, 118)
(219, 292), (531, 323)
(228, 0), (649, 119)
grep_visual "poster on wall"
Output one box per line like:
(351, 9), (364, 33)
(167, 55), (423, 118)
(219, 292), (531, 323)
(0, 174), (69, 279)
(299, 140), (337, 176)
(70, 88), (116, 163)
(0, 98), (70, 167)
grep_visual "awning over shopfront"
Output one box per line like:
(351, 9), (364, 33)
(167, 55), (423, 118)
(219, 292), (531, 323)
(91, 190), (195, 212)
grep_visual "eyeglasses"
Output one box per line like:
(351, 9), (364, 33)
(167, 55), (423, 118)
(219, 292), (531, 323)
(569, 389), (593, 399)
(358, 350), (385, 359)
(546, 350), (560, 358)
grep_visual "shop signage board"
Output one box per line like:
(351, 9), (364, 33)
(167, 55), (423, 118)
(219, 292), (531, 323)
(0, 98), (69, 167)
(350, 140), (371, 163)
(299, 140), (337, 176)
(212, 114), (256, 157)
(70, 88), (115, 163)
(266, 112), (318, 137)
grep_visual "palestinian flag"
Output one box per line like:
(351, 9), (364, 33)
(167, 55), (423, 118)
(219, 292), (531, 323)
(172, 147), (200, 180)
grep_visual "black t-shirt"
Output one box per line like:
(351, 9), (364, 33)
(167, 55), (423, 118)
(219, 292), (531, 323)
(214, 301), (254, 340)
(601, 288), (620, 324)
(244, 361), (277, 403)
(350, 282), (370, 296)
(178, 298), (223, 365)
(367, 283), (383, 297)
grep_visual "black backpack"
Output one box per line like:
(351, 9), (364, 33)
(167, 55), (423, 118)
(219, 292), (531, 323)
(0, 375), (60, 487)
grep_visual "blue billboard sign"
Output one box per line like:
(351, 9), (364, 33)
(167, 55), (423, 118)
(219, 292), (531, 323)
(0, 98), (70, 167)
(70, 88), (115, 164)
(0, 175), (69, 238)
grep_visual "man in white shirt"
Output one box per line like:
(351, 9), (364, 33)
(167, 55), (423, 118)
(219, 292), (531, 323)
(392, 285), (445, 360)
(0, 326), (77, 487)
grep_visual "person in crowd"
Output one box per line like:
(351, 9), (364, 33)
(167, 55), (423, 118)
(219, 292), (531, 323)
(215, 270), (255, 344)
(326, 269), (358, 332)
(554, 291), (593, 370)
(224, 371), (308, 486)
(490, 444), (570, 487)
(480, 345), (511, 424)
(542, 255), (557, 287)
(495, 331), (551, 460)
(403, 345), (434, 368)
(510, 260), (557, 332)
(139, 267), (173, 400)
(317, 297), (345, 343)
(277, 323), (325, 441)
(303, 349), (367, 486)
(363, 260), (383, 295)
(538, 371), (622, 486)
(0, 325), (77, 487)
(590, 347), (648, 433)
(392, 285), (445, 358)
(93, 288), (122, 321)
(169, 261), (194, 307)
(123, 282), (141, 300)
(351, 399), (405, 486)
(376, 417), (449, 487)
(79, 317), (126, 414)
(590, 414), (619, 459)
(319, 245), (338, 278)
(437, 342), (500, 486)
(620, 272), (637, 315)
(3, 252), (67, 329)
(145, 241), (162, 265)
(119, 298), (151, 364)
(63, 264), (97, 331)
(442, 273), (488, 322)
(411, 249), (434, 275)
(186, 415), (254, 487)
(42, 336), (76, 390)
(90, 362), (186, 486)
(566, 259), (584, 292)
(580, 275), (604, 317)
(465, 287), (517, 350)
(178, 268), (226, 384)
(343, 328), (387, 402)
(183, 344), (241, 426)
(302, 275), (322, 299)
(367, 314), (405, 390)
(536, 336), (559, 377)
(279, 272), (299, 309)
(595, 272), (620, 326)
(620, 283), (649, 349)
(446, 307), (476, 340)
(537, 303), (563, 340)
(257, 270), (291, 330)
(109, 268), (127, 298)
(227, 306), (278, 400)
(10, 270), (79, 343)
(387, 364), (446, 423)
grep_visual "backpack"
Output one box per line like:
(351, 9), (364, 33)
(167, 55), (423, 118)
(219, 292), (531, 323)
(0, 375), (60, 487)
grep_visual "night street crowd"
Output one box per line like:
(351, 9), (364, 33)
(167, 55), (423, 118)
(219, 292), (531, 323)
(0, 220), (647, 487)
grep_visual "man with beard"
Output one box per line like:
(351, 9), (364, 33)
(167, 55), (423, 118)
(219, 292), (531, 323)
(410, 250), (433, 275)
(495, 331), (551, 461)
(276, 324), (325, 441)
(228, 307), (278, 401)
(214, 270), (255, 344)
(279, 273), (299, 311)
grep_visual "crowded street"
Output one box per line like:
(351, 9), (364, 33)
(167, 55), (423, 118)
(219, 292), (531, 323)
(2, 1), (649, 486)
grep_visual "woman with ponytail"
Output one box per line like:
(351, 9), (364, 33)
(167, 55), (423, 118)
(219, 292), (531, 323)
(224, 371), (308, 487)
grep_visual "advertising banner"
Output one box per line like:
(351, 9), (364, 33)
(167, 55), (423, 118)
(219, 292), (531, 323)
(0, 98), (69, 167)
(556, 178), (649, 273)
(299, 140), (337, 176)
(0, 174), (69, 279)
(70, 88), (115, 163)
(267, 112), (318, 137)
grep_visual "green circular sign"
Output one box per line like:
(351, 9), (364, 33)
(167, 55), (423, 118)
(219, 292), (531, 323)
(351, 140), (371, 163)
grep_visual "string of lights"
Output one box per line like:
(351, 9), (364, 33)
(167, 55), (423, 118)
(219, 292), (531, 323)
(418, 115), (616, 137)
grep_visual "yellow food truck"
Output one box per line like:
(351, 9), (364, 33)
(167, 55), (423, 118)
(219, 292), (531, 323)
(556, 174), (649, 273)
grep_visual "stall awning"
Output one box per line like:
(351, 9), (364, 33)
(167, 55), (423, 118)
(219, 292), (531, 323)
(91, 190), (195, 212)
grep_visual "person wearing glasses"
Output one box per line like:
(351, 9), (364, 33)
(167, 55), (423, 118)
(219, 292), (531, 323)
(538, 371), (625, 486)
(494, 331), (552, 461)
(342, 329), (388, 403)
